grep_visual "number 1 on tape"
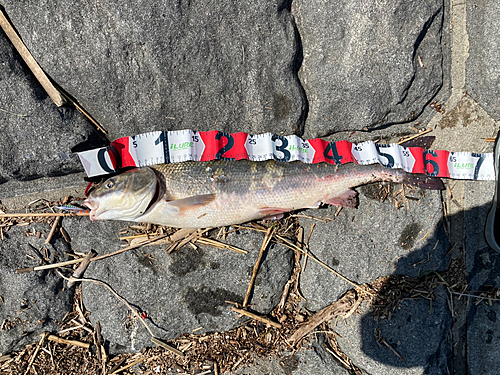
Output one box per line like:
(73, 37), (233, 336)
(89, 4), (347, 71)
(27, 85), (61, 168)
(77, 129), (495, 181)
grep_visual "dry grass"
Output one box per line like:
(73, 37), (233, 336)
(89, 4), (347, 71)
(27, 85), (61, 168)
(0, 187), (483, 375)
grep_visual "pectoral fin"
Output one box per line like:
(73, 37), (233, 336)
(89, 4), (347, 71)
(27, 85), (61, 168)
(325, 190), (357, 208)
(169, 194), (217, 212)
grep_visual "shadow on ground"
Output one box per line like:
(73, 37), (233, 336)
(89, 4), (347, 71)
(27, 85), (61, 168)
(349, 202), (499, 374)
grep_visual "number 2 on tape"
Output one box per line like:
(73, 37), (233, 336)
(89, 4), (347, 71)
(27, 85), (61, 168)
(215, 132), (235, 160)
(78, 129), (495, 181)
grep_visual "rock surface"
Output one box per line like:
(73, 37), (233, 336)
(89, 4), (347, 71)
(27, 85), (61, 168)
(0, 224), (73, 354)
(464, 182), (499, 375)
(231, 335), (366, 375)
(293, 0), (444, 138)
(466, 0), (500, 121)
(468, 302), (500, 375)
(0, 28), (99, 183)
(0, 0), (498, 373)
(60, 217), (294, 353)
(2, 0), (305, 140)
(300, 185), (447, 312)
(334, 286), (450, 375)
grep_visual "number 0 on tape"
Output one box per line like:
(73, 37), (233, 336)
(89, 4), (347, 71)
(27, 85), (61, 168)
(77, 129), (495, 181)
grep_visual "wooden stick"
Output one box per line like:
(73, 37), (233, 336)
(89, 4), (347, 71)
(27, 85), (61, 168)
(45, 197), (69, 244)
(108, 357), (127, 374)
(17, 258), (85, 273)
(92, 234), (171, 262)
(57, 89), (108, 134)
(0, 9), (64, 106)
(24, 332), (48, 375)
(129, 228), (197, 247)
(0, 354), (12, 363)
(275, 235), (362, 290)
(45, 215), (63, 244)
(110, 357), (145, 375)
(0, 212), (89, 218)
(120, 233), (156, 241)
(397, 128), (432, 145)
(195, 237), (248, 254)
(95, 321), (108, 367)
(288, 291), (358, 346)
(151, 337), (184, 357)
(243, 227), (274, 307)
(17, 234), (171, 273)
(60, 227), (71, 243)
(61, 273), (155, 338)
(68, 250), (96, 287)
(231, 307), (281, 329)
(379, 337), (404, 361)
(47, 334), (90, 349)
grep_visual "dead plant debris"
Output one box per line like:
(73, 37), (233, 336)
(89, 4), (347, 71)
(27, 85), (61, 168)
(0, 197), (487, 375)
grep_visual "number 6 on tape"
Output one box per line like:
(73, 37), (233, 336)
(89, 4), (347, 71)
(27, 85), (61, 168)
(77, 129), (495, 181)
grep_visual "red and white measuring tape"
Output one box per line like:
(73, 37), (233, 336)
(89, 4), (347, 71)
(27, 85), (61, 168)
(77, 130), (495, 180)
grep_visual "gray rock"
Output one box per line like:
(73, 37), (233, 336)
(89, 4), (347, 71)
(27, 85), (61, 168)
(300, 185), (446, 312)
(61, 217), (293, 354)
(464, 180), (500, 375)
(0, 27), (101, 183)
(335, 285), (450, 375)
(232, 335), (365, 375)
(468, 303), (500, 375)
(466, 0), (500, 120)
(0, 224), (73, 354)
(2, 0), (305, 141)
(293, 0), (444, 138)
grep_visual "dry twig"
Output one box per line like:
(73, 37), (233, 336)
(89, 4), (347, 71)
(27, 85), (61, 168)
(109, 357), (145, 375)
(150, 338), (184, 357)
(397, 129), (432, 144)
(243, 227), (274, 307)
(46, 334), (90, 349)
(23, 332), (48, 375)
(288, 290), (361, 346)
(67, 249), (96, 287)
(231, 307), (282, 329)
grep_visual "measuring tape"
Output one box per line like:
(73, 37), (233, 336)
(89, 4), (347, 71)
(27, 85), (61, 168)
(77, 129), (495, 180)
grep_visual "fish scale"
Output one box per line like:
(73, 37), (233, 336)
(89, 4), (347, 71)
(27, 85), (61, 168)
(85, 160), (441, 228)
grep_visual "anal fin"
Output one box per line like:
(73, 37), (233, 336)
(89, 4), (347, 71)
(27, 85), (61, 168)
(261, 214), (285, 221)
(257, 207), (290, 220)
(325, 190), (357, 208)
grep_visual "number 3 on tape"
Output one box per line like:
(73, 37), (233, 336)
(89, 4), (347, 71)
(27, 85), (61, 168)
(77, 129), (495, 181)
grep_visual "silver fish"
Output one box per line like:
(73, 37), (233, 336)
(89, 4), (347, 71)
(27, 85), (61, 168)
(84, 160), (442, 228)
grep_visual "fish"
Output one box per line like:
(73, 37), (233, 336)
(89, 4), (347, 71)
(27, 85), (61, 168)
(83, 160), (443, 229)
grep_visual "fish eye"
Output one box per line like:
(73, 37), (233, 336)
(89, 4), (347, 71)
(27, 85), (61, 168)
(105, 180), (115, 189)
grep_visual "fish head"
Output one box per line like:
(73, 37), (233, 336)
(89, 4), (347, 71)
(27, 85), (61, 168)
(84, 168), (158, 222)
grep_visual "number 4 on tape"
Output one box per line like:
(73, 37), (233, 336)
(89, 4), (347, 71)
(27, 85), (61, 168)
(77, 129), (495, 181)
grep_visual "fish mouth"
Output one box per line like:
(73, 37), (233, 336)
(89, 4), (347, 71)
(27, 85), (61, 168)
(83, 199), (99, 221)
